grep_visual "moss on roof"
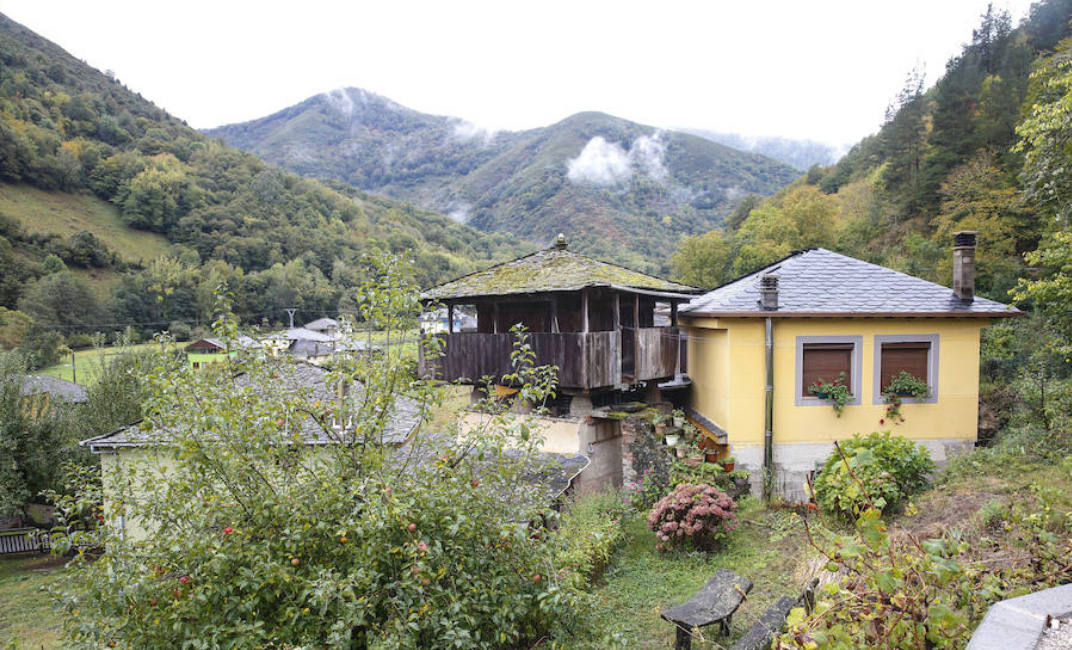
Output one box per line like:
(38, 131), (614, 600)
(421, 245), (699, 300)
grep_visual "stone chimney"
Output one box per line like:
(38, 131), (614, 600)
(553, 233), (568, 250)
(952, 231), (977, 302)
(759, 273), (780, 310)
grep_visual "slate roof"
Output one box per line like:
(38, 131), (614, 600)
(20, 375), (88, 403)
(265, 328), (335, 343)
(288, 339), (335, 359)
(682, 248), (1020, 318)
(81, 362), (420, 452)
(186, 336), (261, 352)
(421, 240), (700, 301)
(304, 318), (339, 331)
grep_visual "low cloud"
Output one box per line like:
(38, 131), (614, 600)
(452, 120), (497, 146)
(629, 133), (668, 181)
(566, 132), (669, 186)
(566, 137), (633, 186)
(447, 203), (472, 223)
(723, 185), (747, 202)
(322, 88), (355, 119)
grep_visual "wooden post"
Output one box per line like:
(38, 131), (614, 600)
(634, 293), (640, 371)
(672, 301), (681, 376)
(582, 289), (589, 333)
(447, 303), (454, 334)
(613, 292), (620, 331)
(550, 296), (559, 334)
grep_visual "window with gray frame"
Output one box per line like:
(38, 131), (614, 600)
(872, 334), (939, 404)
(795, 336), (863, 406)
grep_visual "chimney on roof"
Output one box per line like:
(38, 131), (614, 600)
(759, 274), (780, 311)
(553, 233), (568, 250)
(952, 231), (977, 302)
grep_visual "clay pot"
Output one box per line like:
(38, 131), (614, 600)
(722, 462), (735, 472)
(704, 452), (720, 463)
(655, 423), (667, 435)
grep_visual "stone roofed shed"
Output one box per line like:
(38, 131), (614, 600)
(419, 234), (703, 392)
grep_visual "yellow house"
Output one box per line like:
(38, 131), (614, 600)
(679, 233), (1019, 501)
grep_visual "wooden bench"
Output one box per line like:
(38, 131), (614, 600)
(730, 578), (820, 650)
(662, 568), (753, 650)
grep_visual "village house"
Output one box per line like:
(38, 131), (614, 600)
(81, 360), (588, 540)
(678, 232), (1020, 500)
(418, 234), (702, 492)
(81, 362), (422, 539)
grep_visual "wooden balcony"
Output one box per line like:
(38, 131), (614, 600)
(419, 327), (682, 390)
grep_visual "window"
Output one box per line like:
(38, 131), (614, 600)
(795, 336), (862, 406)
(873, 334), (938, 403)
(801, 343), (853, 396)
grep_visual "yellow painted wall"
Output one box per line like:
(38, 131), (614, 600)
(459, 411), (581, 455)
(684, 317), (989, 446)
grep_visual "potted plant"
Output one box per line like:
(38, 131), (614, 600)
(807, 372), (852, 416)
(653, 413), (667, 436)
(704, 449), (720, 464)
(672, 409), (686, 428)
(880, 371), (930, 424)
(675, 442), (688, 459)
(664, 430), (681, 447)
(721, 456), (736, 472)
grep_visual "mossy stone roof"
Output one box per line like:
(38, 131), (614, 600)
(421, 245), (700, 300)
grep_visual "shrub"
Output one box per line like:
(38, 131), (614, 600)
(626, 466), (671, 510)
(51, 264), (589, 649)
(555, 491), (626, 590)
(647, 483), (739, 551)
(814, 432), (935, 518)
(670, 460), (751, 500)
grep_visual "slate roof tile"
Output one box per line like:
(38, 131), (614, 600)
(682, 248), (1019, 317)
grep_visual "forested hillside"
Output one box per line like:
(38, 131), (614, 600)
(0, 13), (529, 364)
(672, 0), (1072, 302)
(206, 91), (799, 273)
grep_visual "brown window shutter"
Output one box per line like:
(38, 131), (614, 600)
(880, 343), (929, 390)
(802, 344), (852, 396)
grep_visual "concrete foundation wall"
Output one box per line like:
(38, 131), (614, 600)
(458, 410), (623, 493)
(733, 438), (974, 502)
(574, 419), (623, 494)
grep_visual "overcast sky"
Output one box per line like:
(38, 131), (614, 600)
(0, 0), (1039, 146)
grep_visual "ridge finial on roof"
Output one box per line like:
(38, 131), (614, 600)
(553, 233), (567, 250)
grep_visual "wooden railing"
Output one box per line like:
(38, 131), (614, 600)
(420, 331), (623, 389)
(634, 327), (681, 381)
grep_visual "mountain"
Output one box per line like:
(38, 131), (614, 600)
(670, 0), (1072, 302)
(0, 13), (530, 351)
(205, 91), (799, 274)
(678, 130), (843, 171)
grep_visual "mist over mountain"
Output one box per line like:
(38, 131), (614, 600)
(206, 90), (799, 273)
(678, 130), (844, 171)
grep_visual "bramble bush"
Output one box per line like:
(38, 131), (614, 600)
(51, 257), (591, 649)
(554, 491), (626, 591)
(813, 432), (935, 518)
(777, 471), (1072, 648)
(647, 483), (739, 552)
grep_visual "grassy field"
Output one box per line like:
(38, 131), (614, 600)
(0, 183), (170, 265)
(36, 342), (170, 385)
(0, 555), (66, 649)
